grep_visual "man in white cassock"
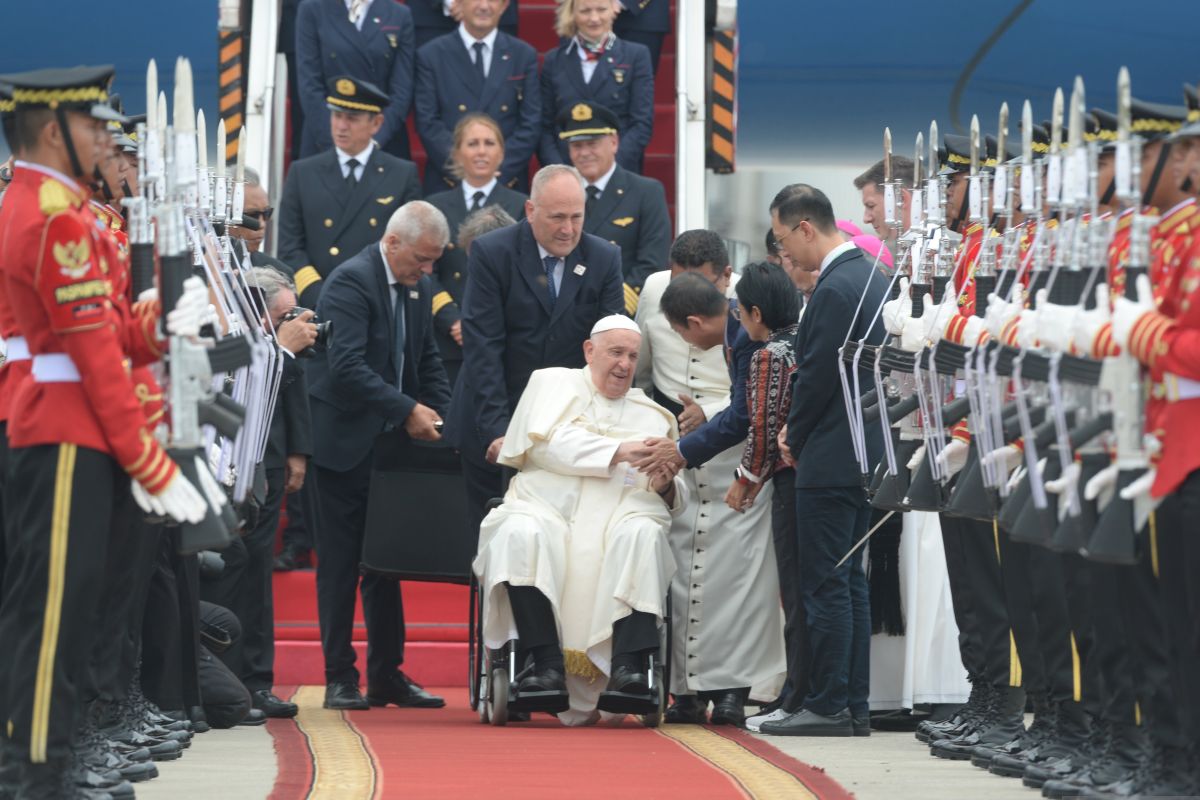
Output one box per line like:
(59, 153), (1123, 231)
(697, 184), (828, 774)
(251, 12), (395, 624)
(472, 315), (688, 727)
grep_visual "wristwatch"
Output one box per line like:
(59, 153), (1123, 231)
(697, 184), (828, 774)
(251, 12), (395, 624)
(733, 466), (753, 486)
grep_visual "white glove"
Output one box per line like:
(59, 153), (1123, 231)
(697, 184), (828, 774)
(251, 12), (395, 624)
(1119, 468), (1155, 502)
(899, 293), (930, 352)
(1045, 460), (1081, 521)
(194, 456), (228, 514)
(1071, 284), (1112, 357)
(1015, 307), (1041, 350)
(131, 471), (206, 524)
(906, 444), (926, 472)
(985, 292), (1019, 340)
(956, 315), (987, 346)
(882, 277), (912, 336)
(137, 287), (159, 304)
(923, 287), (959, 344)
(1084, 462), (1118, 511)
(166, 276), (209, 338)
(1006, 464), (1028, 494)
(1111, 274), (1155, 352)
(935, 439), (970, 478)
(984, 444), (1024, 477)
(1035, 290), (1079, 353)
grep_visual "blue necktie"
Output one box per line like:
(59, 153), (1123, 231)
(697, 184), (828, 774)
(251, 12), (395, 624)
(393, 285), (406, 386)
(542, 255), (558, 306)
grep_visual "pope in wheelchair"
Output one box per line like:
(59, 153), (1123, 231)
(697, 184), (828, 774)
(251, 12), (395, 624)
(472, 315), (687, 726)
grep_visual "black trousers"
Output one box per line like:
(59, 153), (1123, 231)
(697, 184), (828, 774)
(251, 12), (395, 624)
(770, 468), (808, 711)
(197, 601), (251, 728)
(996, 533), (1047, 693)
(315, 453), (406, 686)
(1088, 561), (1138, 723)
(941, 516), (1013, 688)
(0, 422), (8, 599)
(507, 584), (659, 663)
(1159, 470), (1200, 740)
(1059, 554), (1098, 713)
(88, 484), (143, 705)
(1026, 546), (1076, 704)
(281, 481), (315, 554)
(460, 437), (503, 543)
(795, 485), (871, 717)
(0, 445), (125, 761)
(141, 535), (202, 713)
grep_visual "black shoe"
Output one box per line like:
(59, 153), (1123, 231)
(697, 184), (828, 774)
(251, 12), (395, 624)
(324, 680), (369, 710)
(367, 671), (445, 709)
(597, 665), (655, 715)
(236, 709), (268, 726)
(709, 692), (747, 727)
(664, 695), (708, 725)
(273, 546), (311, 571)
(852, 713), (871, 737)
(759, 708), (854, 737)
(510, 665), (569, 714)
(253, 690), (299, 719)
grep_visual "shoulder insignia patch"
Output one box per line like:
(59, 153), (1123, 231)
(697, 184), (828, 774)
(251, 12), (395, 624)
(612, 217), (634, 227)
(54, 238), (92, 279)
(39, 179), (79, 216)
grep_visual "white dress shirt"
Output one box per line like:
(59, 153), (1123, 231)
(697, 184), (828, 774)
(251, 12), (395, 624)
(461, 176), (498, 209)
(586, 161), (618, 199)
(458, 24), (499, 78)
(819, 240), (858, 275)
(336, 141), (375, 182)
(535, 243), (565, 296)
(344, 0), (373, 30)
(571, 39), (600, 84)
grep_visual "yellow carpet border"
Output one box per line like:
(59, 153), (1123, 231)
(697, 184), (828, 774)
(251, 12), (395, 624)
(657, 724), (819, 800)
(291, 686), (377, 800)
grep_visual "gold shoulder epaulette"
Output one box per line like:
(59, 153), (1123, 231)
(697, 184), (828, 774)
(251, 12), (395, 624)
(39, 179), (80, 216)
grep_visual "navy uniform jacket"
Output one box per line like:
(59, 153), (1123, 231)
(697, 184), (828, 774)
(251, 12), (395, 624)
(277, 146), (421, 309)
(424, 184), (527, 382)
(583, 165), (670, 295)
(538, 37), (655, 173)
(414, 31), (540, 194)
(445, 220), (624, 457)
(614, 0), (670, 33)
(786, 247), (887, 488)
(406, 0), (519, 48)
(295, 0), (416, 159)
(308, 244), (451, 472)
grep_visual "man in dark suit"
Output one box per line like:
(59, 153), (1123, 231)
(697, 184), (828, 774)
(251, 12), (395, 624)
(278, 76), (422, 310)
(413, 0), (540, 194)
(613, 0), (670, 75)
(446, 164), (624, 543)
(559, 101), (669, 314)
(407, 0), (519, 49)
(308, 200), (453, 710)
(538, 25), (654, 173)
(295, 0), (417, 159)
(761, 184), (887, 737)
(425, 180), (525, 386)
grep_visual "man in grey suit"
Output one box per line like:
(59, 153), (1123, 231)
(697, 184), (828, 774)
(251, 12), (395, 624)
(278, 76), (422, 309)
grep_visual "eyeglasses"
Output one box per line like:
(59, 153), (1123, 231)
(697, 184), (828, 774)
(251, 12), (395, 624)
(243, 207), (274, 221)
(775, 219), (807, 247)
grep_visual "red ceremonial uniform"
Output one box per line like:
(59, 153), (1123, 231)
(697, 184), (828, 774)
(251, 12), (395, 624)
(0, 163), (176, 494)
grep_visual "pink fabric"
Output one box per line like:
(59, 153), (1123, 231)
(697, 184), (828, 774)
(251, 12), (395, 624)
(836, 219), (864, 237)
(853, 234), (893, 269)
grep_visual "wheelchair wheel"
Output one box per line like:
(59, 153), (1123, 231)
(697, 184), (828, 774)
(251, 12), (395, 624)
(488, 667), (510, 726)
(477, 672), (491, 724)
(468, 578), (483, 711)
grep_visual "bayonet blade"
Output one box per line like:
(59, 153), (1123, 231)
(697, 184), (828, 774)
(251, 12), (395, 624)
(970, 114), (981, 175)
(997, 102), (1009, 163)
(1022, 100), (1033, 165)
(929, 120), (939, 172)
(146, 59), (158, 130)
(1068, 75), (1084, 152)
(1117, 66), (1131, 143)
(197, 110), (207, 172)
(215, 119), (226, 177)
(236, 127), (245, 181)
(173, 57), (194, 133)
(914, 132), (924, 188)
(1051, 87), (1064, 153)
(884, 128), (892, 183)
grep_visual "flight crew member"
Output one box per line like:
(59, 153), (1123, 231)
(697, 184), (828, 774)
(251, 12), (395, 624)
(408, 0), (519, 49)
(424, 112), (526, 385)
(0, 64), (206, 796)
(539, 0), (654, 174)
(560, 101), (670, 314)
(414, 0), (540, 194)
(278, 76), (421, 310)
(294, 0), (417, 159)
(612, 0), (670, 76)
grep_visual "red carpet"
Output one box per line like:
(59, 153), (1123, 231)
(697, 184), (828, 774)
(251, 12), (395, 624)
(268, 686), (854, 800)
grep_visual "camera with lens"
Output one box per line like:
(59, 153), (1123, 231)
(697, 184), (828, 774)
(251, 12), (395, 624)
(280, 306), (333, 357)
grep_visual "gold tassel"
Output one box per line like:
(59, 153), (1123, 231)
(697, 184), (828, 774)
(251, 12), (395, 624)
(563, 649), (604, 683)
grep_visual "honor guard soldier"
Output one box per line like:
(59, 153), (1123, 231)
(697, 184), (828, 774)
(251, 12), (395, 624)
(278, 75), (421, 309)
(560, 100), (670, 314)
(0, 64), (206, 798)
(413, 0), (540, 194)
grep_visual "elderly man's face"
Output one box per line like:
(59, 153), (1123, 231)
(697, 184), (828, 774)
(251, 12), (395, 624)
(330, 109), (383, 156)
(382, 231), (445, 286)
(266, 287), (297, 329)
(569, 134), (618, 184)
(584, 328), (640, 399)
(457, 0), (509, 37)
(526, 173), (585, 258)
(232, 184), (270, 251)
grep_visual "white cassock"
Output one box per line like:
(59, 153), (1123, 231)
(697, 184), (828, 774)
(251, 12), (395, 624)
(635, 271), (786, 702)
(472, 367), (686, 726)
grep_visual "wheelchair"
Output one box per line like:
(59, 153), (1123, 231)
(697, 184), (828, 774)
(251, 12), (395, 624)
(467, 498), (673, 727)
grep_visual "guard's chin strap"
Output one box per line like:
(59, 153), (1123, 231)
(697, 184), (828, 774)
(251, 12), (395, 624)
(1100, 178), (1116, 207)
(119, 180), (133, 216)
(1142, 141), (1172, 208)
(54, 107), (86, 180)
(93, 165), (113, 202)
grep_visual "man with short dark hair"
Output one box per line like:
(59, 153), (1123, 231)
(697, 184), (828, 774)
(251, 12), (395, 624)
(761, 183), (888, 737)
(852, 154), (914, 240)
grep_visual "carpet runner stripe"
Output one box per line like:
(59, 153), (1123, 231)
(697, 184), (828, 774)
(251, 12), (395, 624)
(289, 686), (378, 799)
(658, 725), (817, 800)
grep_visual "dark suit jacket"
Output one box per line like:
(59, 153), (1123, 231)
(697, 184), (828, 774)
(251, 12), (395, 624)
(295, 0), (416, 158)
(582, 165), (670, 291)
(277, 146), (421, 309)
(414, 30), (540, 194)
(446, 220), (624, 455)
(406, 0), (519, 45)
(786, 247), (888, 488)
(308, 244), (451, 472)
(613, 0), (670, 33)
(424, 184), (527, 375)
(678, 320), (761, 467)
(538, 37), (654, 172)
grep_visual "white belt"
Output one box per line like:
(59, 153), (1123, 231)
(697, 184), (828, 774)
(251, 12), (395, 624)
(5, 336), (30, 363)
(1158, 373), (1200, 402)
(31, 353), (81, 383)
